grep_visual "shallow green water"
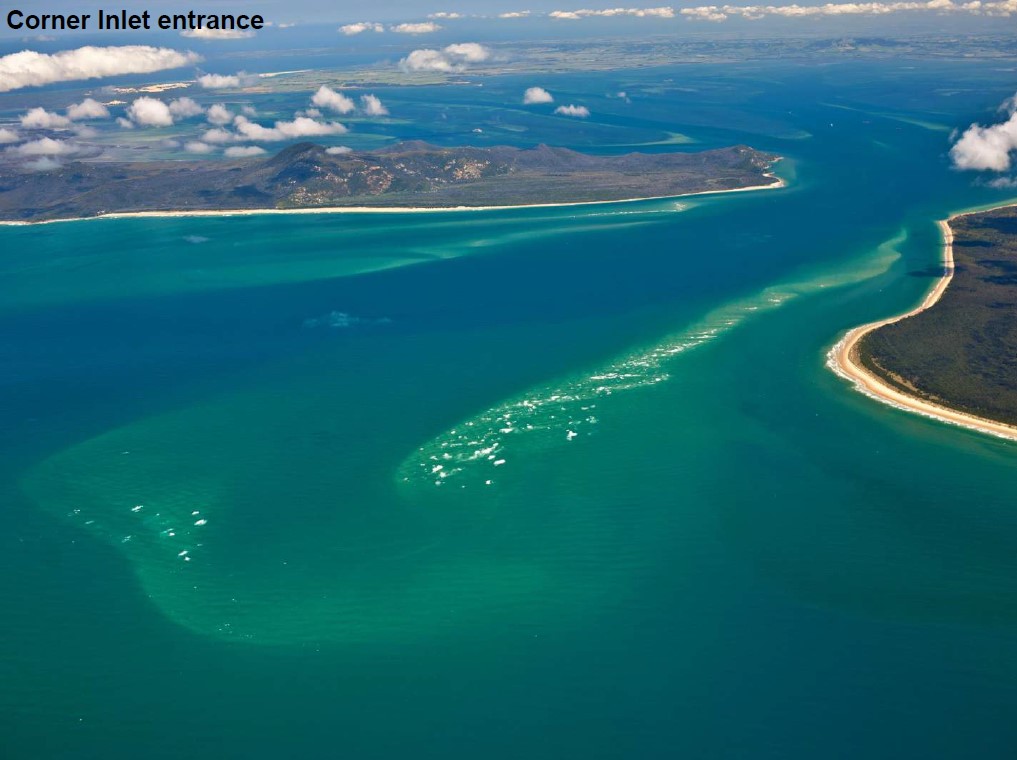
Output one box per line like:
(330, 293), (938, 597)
(3, 60), (1017, 757)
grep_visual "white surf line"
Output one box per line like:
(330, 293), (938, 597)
(0, 172), (786, 227)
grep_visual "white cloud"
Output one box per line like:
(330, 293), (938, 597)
(127, 97), (173, 127)
(950, 95), (1017, 172)
(24, 156), (62, 171)
(400, 49), (456, 72)
(180, 29), (255, 40)
(680, 7), (727, 21)
(169, 97), (204, 118)
(8, 137), (78, 156)
(196, 72), (253, 89)
(360, 94), (389, 116)
(20, 107), (71, 129)
(400, 42), (491, 72)
(123, 96), (202, 128)
(0, 128), (19, 144)
(0, 46), (201, 93)
(555, 104), (590, 117)
(444, 42), (490, 62)
(225, 145), (267, 157)
(392, 22), (443, 33)
(125, 96), (202, 127)
(550, 6), (675, 19)
(523, 86), (554, 104)
(429, 11), (463, 18)
(988, 175), (1017, 188)
(233, 115), (348, 141)
(22, 100), (111, 131)
(311, 85), (356, 114)
(499, 11), (532, 17)
(184, 141), (214, 154)
(340, 22), (385, 35)
(678, 0), (1017, 22)
(207, 104), (234, 125)
(326, 146), (353, 154)
(201, 127), (236, 144)
(241, 105), (258, 116)
(66, 98), (110, 120)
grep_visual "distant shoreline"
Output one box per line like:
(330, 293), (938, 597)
(0, 173), (785, 227)
(827, 206), (1017, 443)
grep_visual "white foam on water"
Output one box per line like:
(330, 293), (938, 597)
(398, 232), (903, 489)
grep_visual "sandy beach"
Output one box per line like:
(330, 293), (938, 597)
(828, 211), (1017, 443)
(0, 173), (785, 227)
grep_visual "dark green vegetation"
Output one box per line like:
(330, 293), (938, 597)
(859, 205), (1017, 426)
(0, 142), (777, 222)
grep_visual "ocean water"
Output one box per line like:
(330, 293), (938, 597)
(3, 60), (1017, 757)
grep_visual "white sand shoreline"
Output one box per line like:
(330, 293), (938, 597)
(827, 206), (1017, 443)
(0, 173), (785, 227)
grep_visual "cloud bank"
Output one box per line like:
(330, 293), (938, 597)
(0, 46), (201, 93)
(541, 1), (1016, 22)
(550, 6), (675, 18)
(679, 0), (1016, 22)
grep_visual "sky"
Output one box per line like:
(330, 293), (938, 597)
(2, 0), (1015, 32)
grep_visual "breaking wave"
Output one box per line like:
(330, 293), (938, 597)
(398, 232), (904, 490)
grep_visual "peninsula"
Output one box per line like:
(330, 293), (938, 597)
(830, 204), (1017, 441)
(0, 142), (780, 223)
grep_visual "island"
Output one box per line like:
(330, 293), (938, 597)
(830, 204), (1017, 441)
(0, 141), (781, 223)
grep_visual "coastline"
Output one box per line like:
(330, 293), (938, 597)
(827, 207), (1017, 443)
(0, 173), (785, 227)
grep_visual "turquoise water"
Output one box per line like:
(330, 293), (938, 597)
(3, 61), (1017, 756)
